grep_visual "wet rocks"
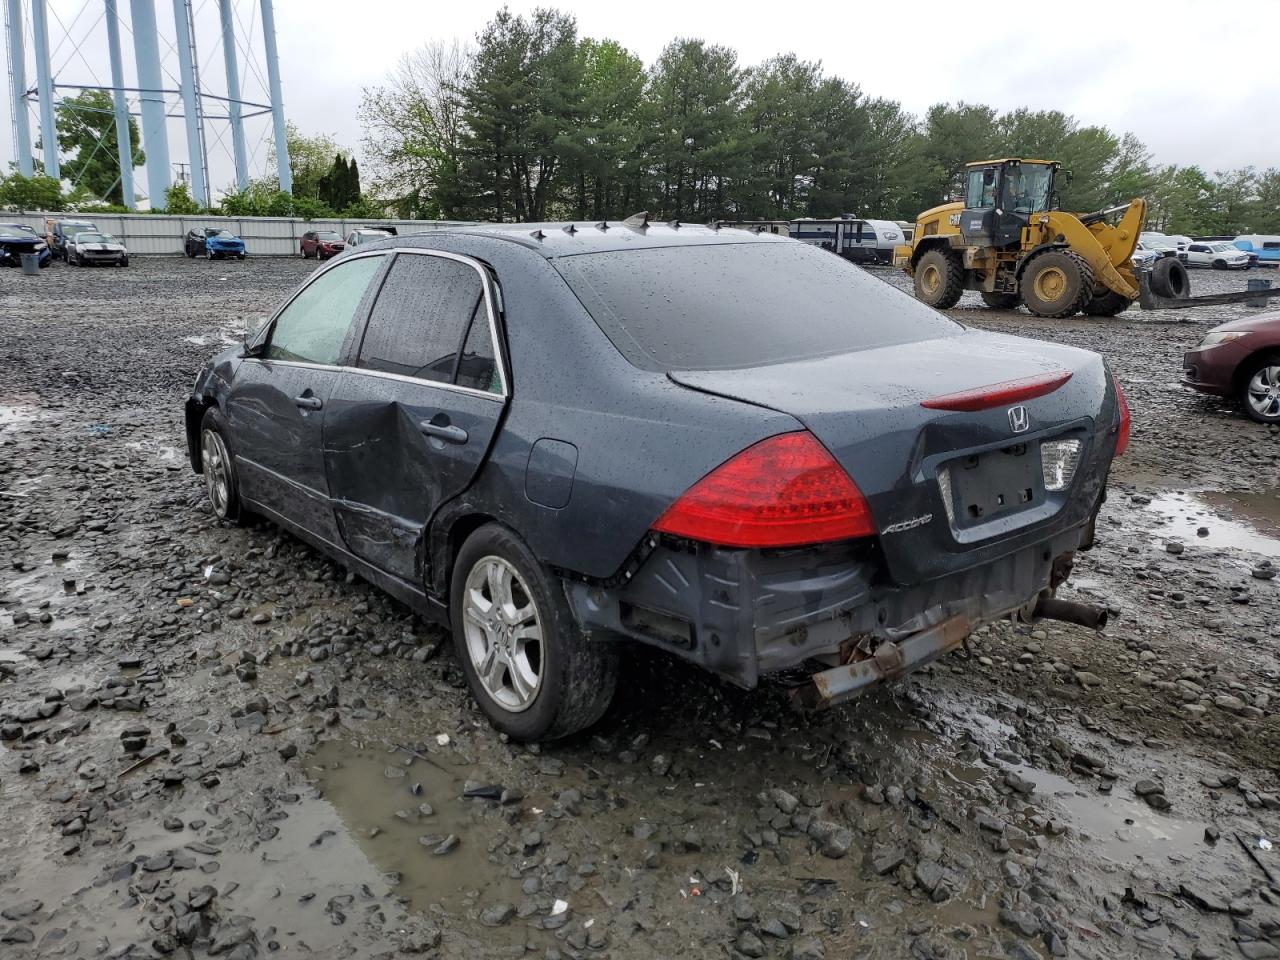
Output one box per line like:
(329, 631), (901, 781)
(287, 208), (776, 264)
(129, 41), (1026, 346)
(1133, 779), (1173, 809)
(480, 902), (516, 926)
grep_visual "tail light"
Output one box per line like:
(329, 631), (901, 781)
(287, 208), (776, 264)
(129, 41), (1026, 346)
(1114, 381), (1131, 456)
(652, 432), (875, 548)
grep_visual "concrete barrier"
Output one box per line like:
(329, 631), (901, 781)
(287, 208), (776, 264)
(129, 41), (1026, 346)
(0, 213), (477, 256)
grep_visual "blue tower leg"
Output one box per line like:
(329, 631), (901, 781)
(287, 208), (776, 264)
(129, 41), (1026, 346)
(172, 0), (207, 206)
(5, 0), (33, 176)
(217, 0), (248, 191)
(30, 0), (58, 180)
(129, 0), (171, 209)
(105, 0), (136, 209)
(259, 0), (291, 194)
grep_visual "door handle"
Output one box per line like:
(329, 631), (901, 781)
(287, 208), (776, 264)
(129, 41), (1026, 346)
(419, 421), (468, 444)
(294, 395), (323, 410)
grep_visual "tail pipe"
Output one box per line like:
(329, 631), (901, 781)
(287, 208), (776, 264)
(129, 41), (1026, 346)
(1033, 596), (1108, 630)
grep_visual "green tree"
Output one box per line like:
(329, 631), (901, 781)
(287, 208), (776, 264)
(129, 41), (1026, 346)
(459, 6), (585, 221)
(358, 39), (473, 218)
(56, 89), (144, 205)
(0, 173), (64, 211)
(265, 121), (343, 200)
(163, 182), (202, 214)
(644, 38), (745, 220)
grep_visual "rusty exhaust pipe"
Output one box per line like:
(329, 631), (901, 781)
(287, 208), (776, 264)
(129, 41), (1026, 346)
(1033, 596), (1108, 630)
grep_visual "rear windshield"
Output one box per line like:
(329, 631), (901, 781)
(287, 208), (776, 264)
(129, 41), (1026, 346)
(554, 241), (960, 371)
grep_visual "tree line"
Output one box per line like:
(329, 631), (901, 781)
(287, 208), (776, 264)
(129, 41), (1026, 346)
(357, 6), (1280, 236)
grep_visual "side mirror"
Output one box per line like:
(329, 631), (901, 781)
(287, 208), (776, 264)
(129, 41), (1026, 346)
(242, 330), (265, 358)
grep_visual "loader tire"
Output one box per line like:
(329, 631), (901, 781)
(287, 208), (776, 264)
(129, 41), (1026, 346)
(1019, 250), (1095, 318)
(980, 291), (1021, 310)
(1083, 290), (1133, 317)
(914, 249), (964, 309)
(1150, 257), (1190, 299)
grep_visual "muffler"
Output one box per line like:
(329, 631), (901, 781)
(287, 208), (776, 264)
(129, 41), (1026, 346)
(1033, 596), (1108, 630)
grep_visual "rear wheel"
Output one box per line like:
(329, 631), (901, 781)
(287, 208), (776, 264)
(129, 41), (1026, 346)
(1019, 250), (1094, 318)
(913, 248), (964, 309)
(1212, 260), (1226, 271)
(451, 524), (618, 741)
(1150, 257), (1190, 299)
(1240, 352), (1280, 424)
(980, 291), (1021, 310)
(1082, 290), (1132, 317)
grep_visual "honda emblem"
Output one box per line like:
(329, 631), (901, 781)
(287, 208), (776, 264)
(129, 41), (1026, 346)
(1007, 405), (1030, 434)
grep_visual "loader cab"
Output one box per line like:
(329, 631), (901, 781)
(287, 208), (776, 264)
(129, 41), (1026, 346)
(961, 159), (1059, 249)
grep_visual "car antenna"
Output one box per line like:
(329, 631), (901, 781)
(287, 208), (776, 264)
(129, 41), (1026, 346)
(562, 223), (577, 235)
(595, 221), (609, 231)
(668, 220), (681, 229)
(529, 228), (545, 240)
(623, 211), (650, 231)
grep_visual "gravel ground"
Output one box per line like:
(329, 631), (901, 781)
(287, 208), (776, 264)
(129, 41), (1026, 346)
(1, 256), (1278, 960)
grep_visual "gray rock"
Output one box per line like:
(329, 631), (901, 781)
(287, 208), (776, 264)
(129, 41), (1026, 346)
(480, 902), (516, 927)
(736, 930), (766, 958)
(790, 936), (825, 960)
(999, 907), (1040, 938)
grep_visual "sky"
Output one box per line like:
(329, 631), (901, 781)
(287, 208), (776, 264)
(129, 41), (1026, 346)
(3, 0), (1278, 204)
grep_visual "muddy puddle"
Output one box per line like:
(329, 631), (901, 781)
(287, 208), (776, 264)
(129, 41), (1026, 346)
(1146, 488), (1280, 558)
(307, 739), (525, 918)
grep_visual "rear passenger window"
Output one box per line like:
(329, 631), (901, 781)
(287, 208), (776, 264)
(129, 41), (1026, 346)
(455, 305), (501, 394)
(357, 253), (484, 384)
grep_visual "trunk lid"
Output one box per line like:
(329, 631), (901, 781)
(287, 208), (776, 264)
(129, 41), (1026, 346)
(669, 330), (1113, 585)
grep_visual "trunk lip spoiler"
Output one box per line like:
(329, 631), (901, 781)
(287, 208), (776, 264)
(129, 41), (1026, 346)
(920, 370), (1073, 411)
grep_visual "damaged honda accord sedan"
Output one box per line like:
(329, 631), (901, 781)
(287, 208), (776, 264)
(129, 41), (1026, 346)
(185, 223), (1129, 740)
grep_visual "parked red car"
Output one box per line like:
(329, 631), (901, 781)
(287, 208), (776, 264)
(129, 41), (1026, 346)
(1182, 312), (1280, 423)
(299, 230), (345, 260)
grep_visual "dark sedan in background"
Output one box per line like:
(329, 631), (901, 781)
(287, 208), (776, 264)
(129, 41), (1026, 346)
(184, 227), (247, 260)
(1182, 312), (1280, 423)
(186, 225), (1128, 740)
(0, 223), (52, 267)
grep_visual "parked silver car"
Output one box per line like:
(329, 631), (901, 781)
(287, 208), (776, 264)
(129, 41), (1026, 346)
(67, 231), (129, 267)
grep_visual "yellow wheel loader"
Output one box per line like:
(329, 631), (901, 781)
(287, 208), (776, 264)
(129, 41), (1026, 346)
(894, 159), (1146, 318)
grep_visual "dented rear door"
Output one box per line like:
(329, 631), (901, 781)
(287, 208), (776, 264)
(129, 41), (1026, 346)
(323, 251), (507, 583)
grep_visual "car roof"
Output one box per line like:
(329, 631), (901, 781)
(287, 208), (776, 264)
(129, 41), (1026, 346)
(389, 220), (786, 259)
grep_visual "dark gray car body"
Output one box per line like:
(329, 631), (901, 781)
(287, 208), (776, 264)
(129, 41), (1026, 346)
(186, 224), (1122, 690)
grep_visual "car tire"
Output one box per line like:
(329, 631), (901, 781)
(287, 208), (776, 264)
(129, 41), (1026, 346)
(1239, 352), (1280, 424)
(1019, 250), (1094, 318)
(980, 292), (1020, 310)
(1212, 260), (1226, 271)
(450, 523), (618, 741)
(1150, 257), (1191, 299)
(913, 248), (964, 309)
(186, 246), (195, 258)
(121, 257), (129, 268)
(238, 253), (246, 261)
(198, 407), (251, 524)
(1082, 290), (1132, 317)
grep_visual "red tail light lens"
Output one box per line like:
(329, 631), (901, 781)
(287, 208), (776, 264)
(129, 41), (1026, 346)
(652, 432), (876, 548)
(921, 370), (1073, 411)
(1114, 381), (1131, 456)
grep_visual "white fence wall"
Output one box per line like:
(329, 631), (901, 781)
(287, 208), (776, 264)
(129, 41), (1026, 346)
(2, 213), (477, 256)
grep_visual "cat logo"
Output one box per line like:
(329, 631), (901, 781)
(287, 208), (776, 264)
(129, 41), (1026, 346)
(947, 213), (962, 227)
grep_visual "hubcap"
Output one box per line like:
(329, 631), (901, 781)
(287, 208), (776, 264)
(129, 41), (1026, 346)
(463, 556), (543, 713)
(921, 263), (940, 295)
(1246, 365), (1280, 420)
(201, 428), (232, 517)
(1033, 266), (1069, 303)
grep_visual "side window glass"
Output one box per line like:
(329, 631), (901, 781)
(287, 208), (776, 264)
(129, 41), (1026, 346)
(357, 253), (483, 383)
(455, 303), (501, 394)
(266, 255), (384, 364)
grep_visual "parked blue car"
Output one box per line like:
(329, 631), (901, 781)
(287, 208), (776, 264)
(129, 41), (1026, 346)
(184, 227), (247, 260)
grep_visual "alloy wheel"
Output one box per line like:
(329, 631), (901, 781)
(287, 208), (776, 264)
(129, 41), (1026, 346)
(462, 556), (543, 713)
(201, 428), (232, 517)
(1246, 364), (1280, 420)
